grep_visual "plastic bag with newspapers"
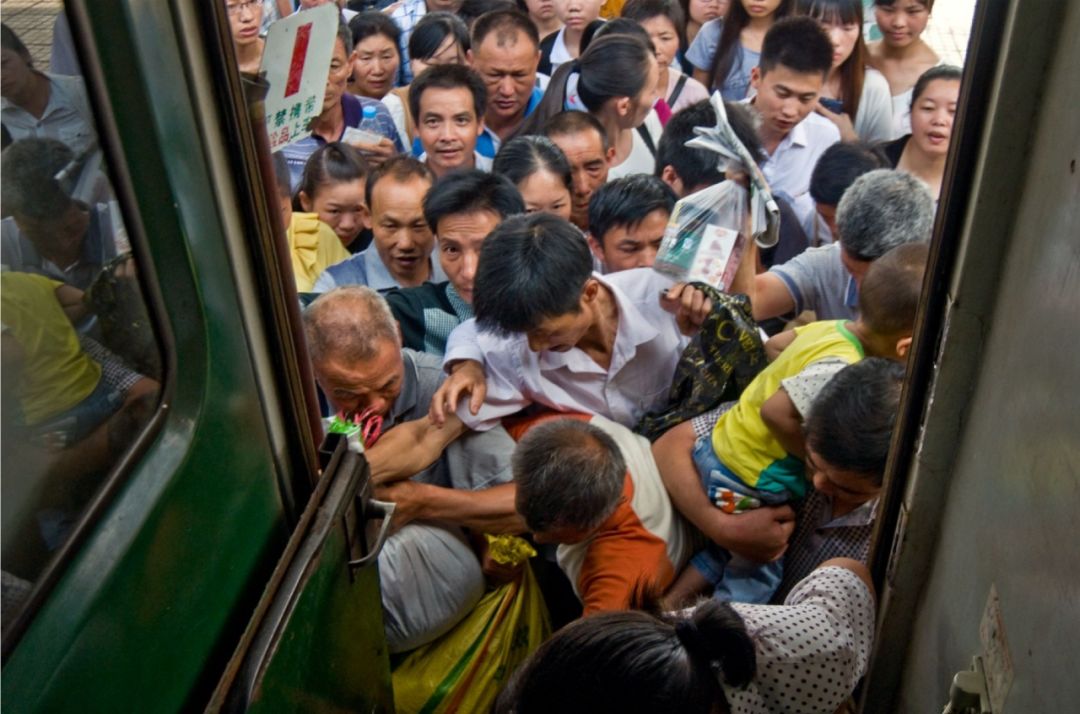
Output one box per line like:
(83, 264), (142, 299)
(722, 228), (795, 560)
(653, 93), (780, 290)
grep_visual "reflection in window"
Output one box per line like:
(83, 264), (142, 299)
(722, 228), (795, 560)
(1, 8), (162, 624)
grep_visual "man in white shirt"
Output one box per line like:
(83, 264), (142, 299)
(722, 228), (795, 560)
(429, 212), (712, 432)
(745, 18), (841, 226)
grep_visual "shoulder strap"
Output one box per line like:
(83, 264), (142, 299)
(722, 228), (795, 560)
(668, 73), (689, 107)
(636, 124), (657, 157)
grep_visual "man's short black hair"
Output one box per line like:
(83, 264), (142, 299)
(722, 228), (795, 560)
(471, 8), (540, 48)
(542, 110), (610, 152)
(655, 100), (765, 192)
(473, 213), (594, 334)
(588, 175), (676, 245)
(805, 357), (907, 485)
(759, 16), (833, 78)
(809, 142), (888, 207)
(423, 169), (525, 231)
(409, 63), (488, 125)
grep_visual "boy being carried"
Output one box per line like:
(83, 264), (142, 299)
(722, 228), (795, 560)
(657, 241), (928, 604)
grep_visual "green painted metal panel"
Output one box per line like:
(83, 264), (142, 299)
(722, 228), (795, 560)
(1, 1), (291, 710)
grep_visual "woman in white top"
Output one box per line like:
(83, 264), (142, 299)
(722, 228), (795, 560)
(796, 0), (892, 143)
(866, 0), (940, 139)
(523, 34), (663, 178)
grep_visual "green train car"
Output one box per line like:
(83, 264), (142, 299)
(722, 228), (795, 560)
(1, 1), (1077, 712)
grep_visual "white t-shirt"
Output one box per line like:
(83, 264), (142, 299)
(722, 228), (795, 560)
(607, 110), (663, 179)
(853, 67), (894, 143)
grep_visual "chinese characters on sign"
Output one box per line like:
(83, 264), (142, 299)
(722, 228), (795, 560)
(259, 3), (337, 151)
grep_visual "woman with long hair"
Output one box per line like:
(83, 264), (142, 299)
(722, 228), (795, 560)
(795, 0), (892, 142)
(524, 34), (662, 178)
(685, 0), (791, 100)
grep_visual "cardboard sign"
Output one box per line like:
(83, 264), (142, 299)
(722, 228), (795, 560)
(260, 4), (338, 151)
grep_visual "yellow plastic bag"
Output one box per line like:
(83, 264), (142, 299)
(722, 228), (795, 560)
(392, 537), (550, 714)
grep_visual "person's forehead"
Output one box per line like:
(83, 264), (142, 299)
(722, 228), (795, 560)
(419, 86), (477, 115)
(356, 33), (397, 52)
(475, 31), (538, 60)
(371, 176), (430, 212)
(551, 129), (605, 159)
(318, 340), (401, 385)
(762, 65), (825, 92)
(437, 210), (501, 238)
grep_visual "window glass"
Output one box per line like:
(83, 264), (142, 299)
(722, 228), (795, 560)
(1, 3), (163, 621)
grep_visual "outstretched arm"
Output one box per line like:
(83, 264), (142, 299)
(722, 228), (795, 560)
(366, 412), (468, 484)
(374, 480), (525, 534)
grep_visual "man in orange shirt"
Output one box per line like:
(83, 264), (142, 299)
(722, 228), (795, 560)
(511, 413), (694, 614)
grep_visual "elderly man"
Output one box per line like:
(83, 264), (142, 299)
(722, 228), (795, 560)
(303, 286), (486, 653)
(511, 414), (694, 615)
(313, 155), (446, 291)
(542, 111), (613, 233)
(468, 10), (544, 158)
(749, 169), (934, 322)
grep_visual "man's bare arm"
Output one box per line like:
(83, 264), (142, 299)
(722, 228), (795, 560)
(366, 413), (467, 484)
(374, 480), (526, 534)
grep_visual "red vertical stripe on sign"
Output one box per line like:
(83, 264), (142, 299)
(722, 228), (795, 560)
(284, 23), (312, 97)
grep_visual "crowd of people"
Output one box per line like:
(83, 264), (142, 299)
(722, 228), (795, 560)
(1, 0), (962, 710)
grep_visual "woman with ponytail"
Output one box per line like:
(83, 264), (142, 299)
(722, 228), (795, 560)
(496, 558), (877, 714)
(496, 596), (756, 714)
(524, 34), (663, 178)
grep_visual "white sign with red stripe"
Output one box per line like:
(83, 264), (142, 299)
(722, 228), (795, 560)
(260, 3), (338, 151)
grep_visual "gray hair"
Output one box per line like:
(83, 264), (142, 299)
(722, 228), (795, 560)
(835, 169), (934, 261)
(0, 137), (75, 219)
(302, 285), (398, 365)
(512, 419), (625, 534)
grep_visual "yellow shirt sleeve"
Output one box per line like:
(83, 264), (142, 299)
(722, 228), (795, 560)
(286, 212), (351, 292)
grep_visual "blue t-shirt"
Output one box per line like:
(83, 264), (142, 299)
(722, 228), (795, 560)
(685, 19), (759, 101)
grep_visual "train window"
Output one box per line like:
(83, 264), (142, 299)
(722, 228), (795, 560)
(1, 4), (164, 624)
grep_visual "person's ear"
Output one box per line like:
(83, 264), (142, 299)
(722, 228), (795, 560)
(298, 190), (314, 212)
(586, 233), (605, 262)
(604, 144), (616, 165)
(660, 165), (684, 197)
(614, 96), (632, 118)
(750, 65), (762, 90)
(895, 335), (913, 360)
(581, 277), (601, 306)
(466, 48), (475, 66)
